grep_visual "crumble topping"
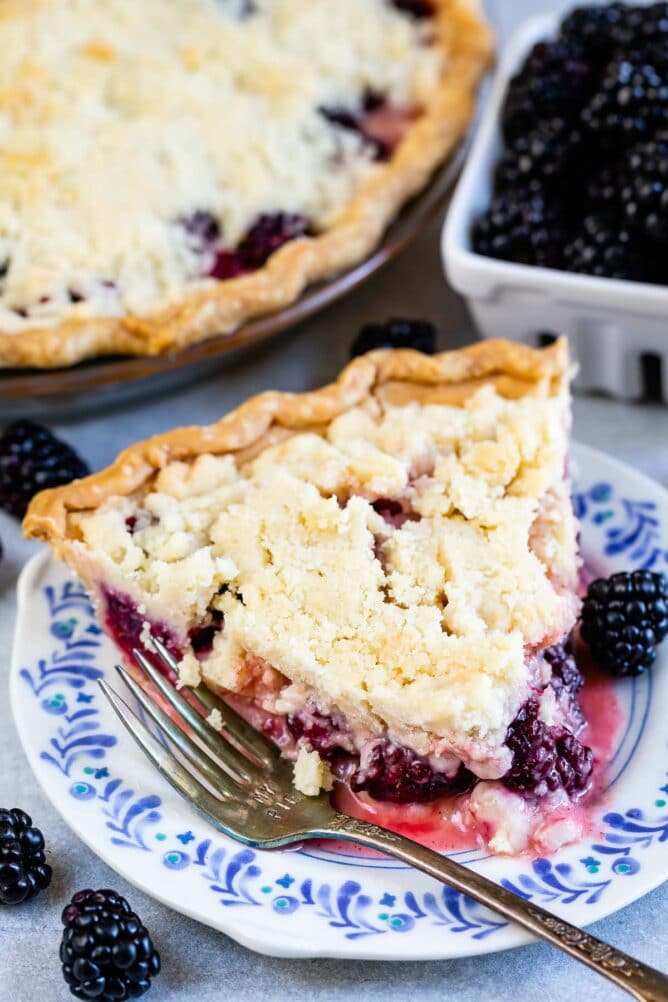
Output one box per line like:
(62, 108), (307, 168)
(0, 0), (441, 329)
(294, 746), (334, 797)
(73, 383), (579, 766)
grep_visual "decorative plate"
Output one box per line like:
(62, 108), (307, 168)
(10, 443), (668, 960)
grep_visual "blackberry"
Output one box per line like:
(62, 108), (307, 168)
(563, 214), (644, 280)
(585, 162), (629, 213)
(210, 212), (309, 280)
(472, 187), (566, 268)
(621, 138), (668, 242)
(0, 420), (90, 519)
(287, 708), (352, 769)
(580, 569), (668, 676)
(504, 698), (593, 798)
(391, 0), (435, 17)
(178, 210), (220, 247)
(502, 42), (593, 143)
(581, 59), (668, 146)
(0, 808), (52, 905)
(349, 318), (436, 357)
(351, 739), (476, 803)
(61, 888), (161, 1001)
(545, 641), (585, 730)
(496, 117), (582, 190)
(560, 4), (627, 61)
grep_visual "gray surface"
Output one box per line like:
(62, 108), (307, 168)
(1, 1), (667, 999)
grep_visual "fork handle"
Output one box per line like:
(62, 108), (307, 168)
(322, 815), (668, 1001)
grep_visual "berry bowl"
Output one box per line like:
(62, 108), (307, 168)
(442, 9), (668, 403)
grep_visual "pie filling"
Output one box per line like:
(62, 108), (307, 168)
(99, 582), (594, 855)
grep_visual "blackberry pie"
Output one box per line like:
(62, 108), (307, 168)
(0, 0), (491, 367)
(25, 339), (597, 855)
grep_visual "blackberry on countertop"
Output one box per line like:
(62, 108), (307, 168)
(472, 187), (566, 268)
(563, 213), (645, 280)
(581, 569), (668, 676)
(622, 137), (668, 242)
(0, 420), (90, 519)
(61, 888), (161, 1001)
(350, 318), (436, 357)
(0, 807), (52, 905)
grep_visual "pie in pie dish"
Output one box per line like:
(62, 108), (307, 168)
(0, 0), (492, 369)
(24, 338), (594, 855)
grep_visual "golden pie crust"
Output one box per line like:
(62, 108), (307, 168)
(24, 337), (569, 549)
(1, 0), (493, 370)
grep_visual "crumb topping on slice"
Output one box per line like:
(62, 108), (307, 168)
(72, 382), (579, 761)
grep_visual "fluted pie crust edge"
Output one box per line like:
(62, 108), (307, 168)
(24, 337), (569, 549)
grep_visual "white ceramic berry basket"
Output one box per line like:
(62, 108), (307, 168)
(442, 10), (668, 403)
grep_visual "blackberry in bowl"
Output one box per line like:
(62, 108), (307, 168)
(470, 3), (668, 286)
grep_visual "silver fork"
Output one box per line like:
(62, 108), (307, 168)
(98, 637), (668, 1002)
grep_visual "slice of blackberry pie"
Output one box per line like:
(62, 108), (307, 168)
(0, 0), (492, 367)
(25, 339), (593, 855)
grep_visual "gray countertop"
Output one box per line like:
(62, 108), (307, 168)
(1, 1), (667, 998)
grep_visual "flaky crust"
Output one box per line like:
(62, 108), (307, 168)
(24, 337), (569, 550)
(0, 0), (493, 369)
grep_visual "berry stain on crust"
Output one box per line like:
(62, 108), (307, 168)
(60, 888), (160, 1001)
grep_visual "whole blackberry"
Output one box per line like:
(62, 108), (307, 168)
(504, 698), (593, 798)
(502, 41), (593, 143)
(581, 59), (668, 146)
(391, 0), (435, 17)
(0, 420), (89, 519)
(472, 187), (566, 268)
(349, 318), (436, 357)
(0, 807), (52, 905)
(351, 739), (475, 803)
(61, 888), (161, 1001)
(560, 4), (627, 61)
(495, 117), (581, 189)
(563, 214), (644, 280)
(580, 569), (668, 676)
(622, 138), (668, 242)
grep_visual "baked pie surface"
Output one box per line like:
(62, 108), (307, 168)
(0, 0), (492, 368)
(24, 340), (595, 853)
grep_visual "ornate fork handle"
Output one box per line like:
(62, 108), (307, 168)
(322, 815), (668, 1002)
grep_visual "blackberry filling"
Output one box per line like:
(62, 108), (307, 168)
(101, 589), (181, 677)
(351, 740), (476, 803)
(189, 610), (224, 657)
(210, 213), (309, 279)
(503, 696), (593, 798)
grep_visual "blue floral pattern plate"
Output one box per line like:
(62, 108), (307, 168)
(10, 443), (668, 960)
